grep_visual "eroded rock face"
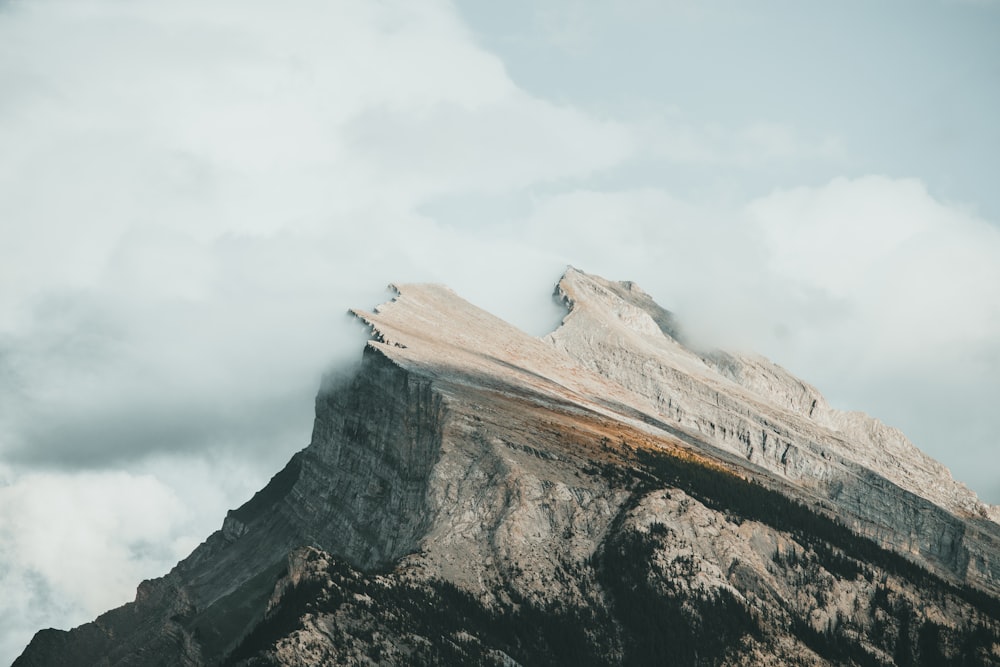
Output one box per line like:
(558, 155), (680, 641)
(15, 269), (1000, 666)
(548, 269), (1000, 593)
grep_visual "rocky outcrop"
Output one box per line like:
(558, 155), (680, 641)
(548, 269), (1000, 593)
(15, 268), (1000, 666)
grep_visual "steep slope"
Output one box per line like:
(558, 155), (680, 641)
(15, 269), (1000, 666)
(547, 269), (1000, 592)
(552, 269), (988, 519)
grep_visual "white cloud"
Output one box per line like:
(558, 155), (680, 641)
(749, 175), (1000, 369)
(0, 0), (633, 463)
(0, 0), (632, 325)
(343, 99), (632, 201)
(0, 448), (291, 662)
(0, 468), (190, 662)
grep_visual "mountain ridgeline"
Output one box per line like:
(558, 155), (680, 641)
(15, 268), (1000, 666)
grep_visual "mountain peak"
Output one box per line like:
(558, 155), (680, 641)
(16, 269), (1000, 666)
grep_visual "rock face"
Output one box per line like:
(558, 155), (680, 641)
(15, 268), (1000, 666)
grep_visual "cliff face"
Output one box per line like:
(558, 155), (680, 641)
(15, 269), (1000, 666)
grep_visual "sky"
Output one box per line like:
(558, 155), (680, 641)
(0, 0), (998, 661)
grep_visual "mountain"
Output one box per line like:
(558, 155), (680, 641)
(15, 268), (1000, 666)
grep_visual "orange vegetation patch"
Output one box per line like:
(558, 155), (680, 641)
(456, 382), (748, 485)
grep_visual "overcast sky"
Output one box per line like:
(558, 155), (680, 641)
(1, 0), (998, 661)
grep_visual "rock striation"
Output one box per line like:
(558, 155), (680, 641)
(15, 268), (1000, 666)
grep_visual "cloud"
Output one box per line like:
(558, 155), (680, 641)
(0, 0), (632, 317)
(0, 468), (190, 663)
(749, 176), (1000, 370)
(344, 99), (631, 200)
(0, 448), (290, 662)
(0, 0), (632, 466)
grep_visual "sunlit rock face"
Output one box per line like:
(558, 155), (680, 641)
(15, 269), (1000, 666)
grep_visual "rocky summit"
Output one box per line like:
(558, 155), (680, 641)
(15, 268), (1000, 666)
